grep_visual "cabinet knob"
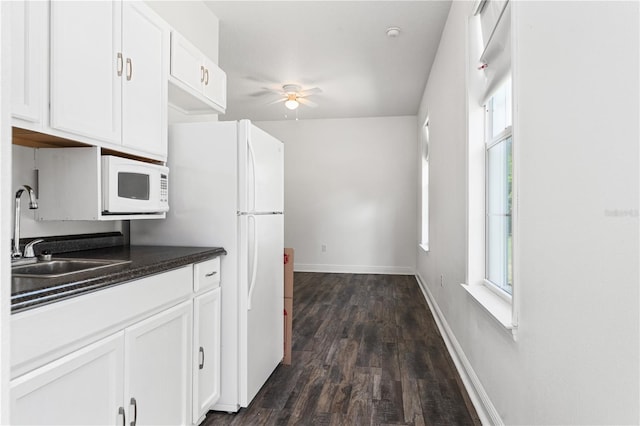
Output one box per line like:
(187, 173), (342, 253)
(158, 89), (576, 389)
(204, 68), (209, 85)
(205, 271), (217, 277)
(200, 65), (205, 83)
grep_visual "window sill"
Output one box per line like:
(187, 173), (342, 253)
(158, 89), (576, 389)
(461, 283), (516, 336)
(419, 243), (429, 253)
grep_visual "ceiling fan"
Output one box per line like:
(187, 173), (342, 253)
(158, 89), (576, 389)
(267, 84), (322, 110)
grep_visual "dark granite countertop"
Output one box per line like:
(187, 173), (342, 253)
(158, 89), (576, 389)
(11, 245), (226, 313)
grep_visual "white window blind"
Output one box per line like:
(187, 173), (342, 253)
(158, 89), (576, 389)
(475, 0), (511, 100)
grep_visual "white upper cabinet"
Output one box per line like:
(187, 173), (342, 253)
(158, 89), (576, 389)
(170, 33), (204, 95)
(169, 32), (226, 115)
(121, 2), (168, 156)
(10, 0), (47, 125)
(10, 1), (225, 161)
(202, 56), (227, 109)
(50, 1), (122, 145)
(49, 1), (169, 159)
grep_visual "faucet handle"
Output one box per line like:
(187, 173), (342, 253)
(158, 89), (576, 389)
(23, 239), (44, 258)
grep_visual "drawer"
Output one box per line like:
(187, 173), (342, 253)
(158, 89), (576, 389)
(193, 257), (220, 293)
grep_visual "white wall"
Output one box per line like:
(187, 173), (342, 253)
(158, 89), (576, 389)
(417, 1), (639, 425)
(256, 117), (418, 274)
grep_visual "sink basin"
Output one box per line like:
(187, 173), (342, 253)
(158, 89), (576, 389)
(12, 258), (131, 278)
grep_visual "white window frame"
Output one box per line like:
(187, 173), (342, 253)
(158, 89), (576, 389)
(462, 2), (519, 337)
(484, 108), (513, 301)
(420, 118), (430, 252)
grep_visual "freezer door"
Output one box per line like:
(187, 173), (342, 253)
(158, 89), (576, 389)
(238, 213), (284, 407)
(238, 121), (284, 213)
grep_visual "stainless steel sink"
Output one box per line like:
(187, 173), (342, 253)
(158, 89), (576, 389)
(12, 258), (131, 278)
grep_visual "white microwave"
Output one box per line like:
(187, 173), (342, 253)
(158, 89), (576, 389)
(101, 155), (169, 214)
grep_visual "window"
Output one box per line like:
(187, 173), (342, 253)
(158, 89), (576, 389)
(461, 0), (517, 333)
(420, 120), (429, 250)
(485, 79), (512, 296)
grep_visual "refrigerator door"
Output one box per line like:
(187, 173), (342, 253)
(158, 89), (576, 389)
(238, 120), (284, 213)
(238, 213), (284, 407)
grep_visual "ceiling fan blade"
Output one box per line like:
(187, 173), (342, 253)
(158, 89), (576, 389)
(263, 86), (286, 95)
(267, 97), (286, 105)
(249, 88), (278, 98)
(298, 98), (318, 108)
(298, 87), (322, 97)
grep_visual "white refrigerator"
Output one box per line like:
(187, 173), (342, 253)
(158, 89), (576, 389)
(131, 120), (284, 412)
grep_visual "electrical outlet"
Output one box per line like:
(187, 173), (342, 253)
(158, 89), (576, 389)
(440, 274), (443, 287)
(321, 244), (327, 252)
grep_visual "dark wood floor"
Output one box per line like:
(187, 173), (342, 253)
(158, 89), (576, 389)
(203, 273), (481, 426)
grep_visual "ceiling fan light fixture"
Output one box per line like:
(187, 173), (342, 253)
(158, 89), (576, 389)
(282, 84), (301, 94)
(285, 99), (299, 110)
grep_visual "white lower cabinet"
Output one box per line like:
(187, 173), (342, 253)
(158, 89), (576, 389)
(192, 287), (221, 424)
(10, 332), (124, 426)
(10, 258), (221, 426)
(125, 300), (192, 426)
(10, 301), (193, 426)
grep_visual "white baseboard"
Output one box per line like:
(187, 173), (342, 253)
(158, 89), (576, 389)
(415, 273), (503, 426)
(294, 263), (414, 275)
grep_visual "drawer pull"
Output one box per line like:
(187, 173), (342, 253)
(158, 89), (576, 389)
(126, 58), (133, 81)
(205, 271), (217, 277)
(199, 346), (205, 369)
(117, 52), (123, 76)
(130, 397), (137, 426)
(118, 406), (126, 426)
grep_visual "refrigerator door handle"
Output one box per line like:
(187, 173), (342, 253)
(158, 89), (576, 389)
(247, 138), (257, 212)
(247, 214), (259, 310)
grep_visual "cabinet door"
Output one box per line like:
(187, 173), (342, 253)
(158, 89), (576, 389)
(122, 2), (168, 157)
(50, 1), (122, 144)
(125, 301), (192, 426)
(193, 288), (221, 423)
(170, 32), (205, 94)
(202, 58), (227, 110)
(10, 332), (125, 426)
(10, 0), (46, 123)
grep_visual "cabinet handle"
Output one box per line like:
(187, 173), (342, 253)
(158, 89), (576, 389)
(126, 58), (133, 81)
(205, 271), (217, 277)
(118, 406), (126, 426)
(117, 53), (123, 76)
(130, 397), (137, 426)
(204, 68), (209, 85)
(200, 65), (205, 83)
(199, 346), (205, 370)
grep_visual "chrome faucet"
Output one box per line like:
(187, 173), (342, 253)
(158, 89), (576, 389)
(12, 185), (38, 259)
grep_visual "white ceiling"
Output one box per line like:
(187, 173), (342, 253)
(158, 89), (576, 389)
(205, 1), (452, 122)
